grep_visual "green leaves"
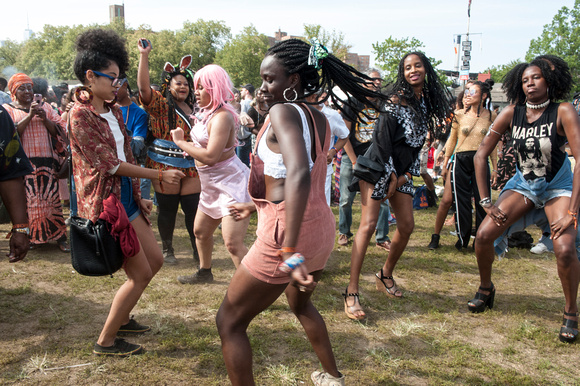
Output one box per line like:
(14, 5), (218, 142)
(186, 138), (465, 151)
(526, 0), (580, 91)
(214, 25), (269, 89)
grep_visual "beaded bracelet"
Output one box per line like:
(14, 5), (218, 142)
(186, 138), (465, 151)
(568, 210), (578, 229)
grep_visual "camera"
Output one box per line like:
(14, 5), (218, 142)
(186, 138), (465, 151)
(33, 94), (43, 106)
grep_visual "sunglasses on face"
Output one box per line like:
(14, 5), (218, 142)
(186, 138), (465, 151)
(89, 70), (127, 87)
(466, 88), (478, 96)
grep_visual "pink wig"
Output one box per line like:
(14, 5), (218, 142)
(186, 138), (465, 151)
(194, 64), (238, 125)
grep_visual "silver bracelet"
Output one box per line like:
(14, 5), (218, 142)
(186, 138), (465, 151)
(479, 197), (492, 208)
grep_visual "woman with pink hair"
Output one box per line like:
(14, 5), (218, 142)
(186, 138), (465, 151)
(171, 64), (251, 284)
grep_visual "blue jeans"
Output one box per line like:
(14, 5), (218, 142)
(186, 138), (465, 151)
(140, 165), (152, 200)
(236, 137), (252, 167)
(338, 154), (356, 237)
(376, 200), (390, 243)
(494, 207), (580, 259)
(338, 153), (389, 241)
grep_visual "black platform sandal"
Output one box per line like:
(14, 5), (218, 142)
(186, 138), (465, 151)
(375, 268), (402, 298)
(342, 287), (366, 321)
(467, 283), (495, 313)
(559, 311), (578, 343)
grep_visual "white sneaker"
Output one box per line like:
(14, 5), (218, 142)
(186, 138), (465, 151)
(311, 371), (345, 386)
(530, 242), (551, 254)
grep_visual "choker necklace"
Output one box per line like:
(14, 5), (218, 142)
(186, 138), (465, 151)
(526, 99), (550, 110)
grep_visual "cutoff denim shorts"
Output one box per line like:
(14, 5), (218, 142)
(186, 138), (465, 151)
(501, 156), (572, 208)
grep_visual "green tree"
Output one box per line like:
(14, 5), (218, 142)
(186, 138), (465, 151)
(484, 60), (523, 83)
(526, 0), (580, 91)
(125, 20), (230, 88)
(303, 24), (352, 62)
(215, 25), (269, 89)
(0, 40), (23, 77)
(16, 24), (90, 81)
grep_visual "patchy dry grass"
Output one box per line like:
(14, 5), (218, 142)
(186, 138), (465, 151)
(1, 190), (579, 385)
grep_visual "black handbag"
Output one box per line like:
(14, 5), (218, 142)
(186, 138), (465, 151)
(69, 216), (124, 277)
(353, 144), (384, 184)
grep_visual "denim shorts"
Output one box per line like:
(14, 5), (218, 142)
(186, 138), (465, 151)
(121, 176), (141, 221)
(502, 157), (572, 209)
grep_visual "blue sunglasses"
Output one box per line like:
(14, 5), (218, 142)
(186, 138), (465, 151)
(88, 70), (127, 87)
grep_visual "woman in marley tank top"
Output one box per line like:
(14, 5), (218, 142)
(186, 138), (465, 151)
(469, 55), (580, 344)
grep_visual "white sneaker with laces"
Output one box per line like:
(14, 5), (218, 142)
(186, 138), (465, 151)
(311, 371), (345, 386)
(530, 242), (551, 254)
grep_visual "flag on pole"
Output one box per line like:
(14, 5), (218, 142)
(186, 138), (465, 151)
(468, 0), (472, 17)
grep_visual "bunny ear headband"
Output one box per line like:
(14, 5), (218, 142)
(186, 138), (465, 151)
(163, 55), (194, 79)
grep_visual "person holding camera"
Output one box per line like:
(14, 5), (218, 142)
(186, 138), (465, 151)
(3, 73), (70, 252)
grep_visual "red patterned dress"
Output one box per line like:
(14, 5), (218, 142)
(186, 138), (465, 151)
(3, 103), (68, 245)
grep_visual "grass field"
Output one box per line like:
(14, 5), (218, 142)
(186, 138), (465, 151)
(1, 192), (579, 385)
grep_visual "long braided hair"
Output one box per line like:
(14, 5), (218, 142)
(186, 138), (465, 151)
(265, 39), (384, 120)
(502, 54), (572, 105)
(160, 68), (195, 131)
(388, 51), (452, 138)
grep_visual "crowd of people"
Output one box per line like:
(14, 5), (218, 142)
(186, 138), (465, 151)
(2, 27), (579, 385)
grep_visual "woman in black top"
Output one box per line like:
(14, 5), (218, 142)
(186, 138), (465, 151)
(470, 55), (580, 343)
(343, 52), (451, 320)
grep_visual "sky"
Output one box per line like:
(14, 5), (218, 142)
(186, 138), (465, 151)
(0, 0), (574, 74)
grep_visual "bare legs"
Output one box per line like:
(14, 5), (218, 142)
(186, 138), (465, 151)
(473, 191), (534, 295)
(194, 211), (250, 269)
(216, 265), (339, 385)
(346, 182), (415, 318)
(97, 214), (163, 346)
(378, 191), (414, 296)
(472, 192), (579, 337)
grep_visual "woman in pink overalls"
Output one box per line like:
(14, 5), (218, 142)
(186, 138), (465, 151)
(216, 39), (383, 386)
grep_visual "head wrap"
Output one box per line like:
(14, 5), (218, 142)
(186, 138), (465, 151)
(8, 73), (33, 98)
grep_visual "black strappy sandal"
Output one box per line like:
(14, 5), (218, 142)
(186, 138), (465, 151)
(375, 268), (402, 298)
(342, 287), (366, 321)
(467, 283), (495, 313)
(559, 311), (578, 343)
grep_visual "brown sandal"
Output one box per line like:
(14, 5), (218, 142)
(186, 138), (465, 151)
(342, 287), (366, 321)
(375, 269), (403, 298)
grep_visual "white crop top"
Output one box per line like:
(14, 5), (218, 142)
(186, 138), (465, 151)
(102, 109), (126, 174)
(257, 103), (314, 178)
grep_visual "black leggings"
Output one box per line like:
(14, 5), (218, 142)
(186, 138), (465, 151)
(156, 192), (200, 254)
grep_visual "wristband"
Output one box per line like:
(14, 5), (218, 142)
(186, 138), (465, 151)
(6, 223), (30, 239)
(279, 253), (305, 273)
(404, 173), (412, 183)
(568, 210), (578, 229)
(278, 246), (297, 255)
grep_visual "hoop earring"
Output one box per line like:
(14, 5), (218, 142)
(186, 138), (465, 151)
(283, 87), (298, 102)
(74, 86), (93, 105)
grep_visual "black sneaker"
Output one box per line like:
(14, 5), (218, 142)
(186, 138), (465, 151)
(428, 234), (440, 250)
(118, 316), (151, 336)
(177, 268), (214, 284)
(163, 253), (178, 265)
(93, 338), (143, 357)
